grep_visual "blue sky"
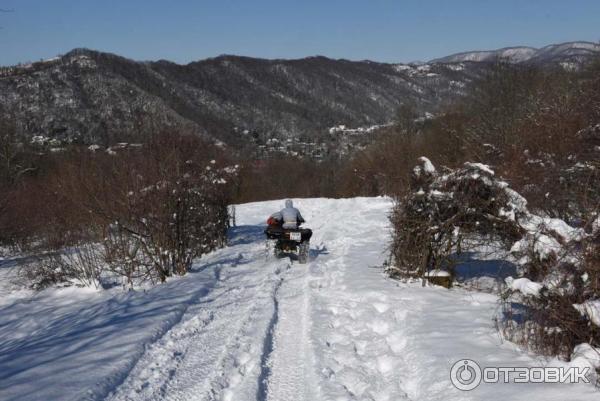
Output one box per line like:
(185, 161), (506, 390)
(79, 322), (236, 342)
(0, 0), (599, 66)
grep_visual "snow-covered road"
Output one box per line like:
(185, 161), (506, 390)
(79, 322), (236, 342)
(0, 198), (596, 401)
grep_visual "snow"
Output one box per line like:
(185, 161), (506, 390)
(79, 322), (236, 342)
(570, 343), (600, 371)
(592, 215), (600, 234)
(328, 123), (388, 135)
(464, 162), (495, 176)
(0, 197), (597, 401)
(446, 63), (465, 71)
(505, 187), (528, 211)
(431, 42), (600, 64)
(511, 213), (585, 263)
(533, 234), (564, 260)
(541, 217), (585, 243)
(420, 156), (436, 174)
(499, 186), (584, 264)
(432, 47), (537, 63)
(393, 64), (413, 72)
(510, 232), (564, 262)
(424, 269), (451, 277)
(573, 300), (600, 327)
(430, 189), (452, 200)
(414, 156), (436, 178)
(560, 61), (578, 71)
(40, 56), (61, 64)
(506, 277), (544, 297)
(31, 135), (49, 145)
(540, 41), (600, 56)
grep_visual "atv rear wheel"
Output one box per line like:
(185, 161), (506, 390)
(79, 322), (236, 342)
(274, 246), (284, 258)
(298, 241), (310, 264)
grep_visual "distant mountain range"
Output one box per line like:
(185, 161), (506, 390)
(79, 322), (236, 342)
(430, 41), (600, 65)
(0, 41), (598, 154)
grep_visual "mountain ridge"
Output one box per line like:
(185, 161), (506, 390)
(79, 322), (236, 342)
(0, 48), (479, 149)
(4, 40), (598, 70)
(0, 41), (598, 155)
(430, 40), (600, 64)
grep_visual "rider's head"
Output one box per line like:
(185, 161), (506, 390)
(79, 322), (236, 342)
(285, 199), (293, 208)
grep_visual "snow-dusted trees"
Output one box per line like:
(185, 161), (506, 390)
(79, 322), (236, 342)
(389, 157), (523, 281)
(390, 157), (600, 376)
(98, 140), (236, 284)
(502, 215), (599, 365)
(18, 133), (238, 288)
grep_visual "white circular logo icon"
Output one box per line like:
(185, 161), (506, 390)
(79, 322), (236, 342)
(450, 359), (482, 391)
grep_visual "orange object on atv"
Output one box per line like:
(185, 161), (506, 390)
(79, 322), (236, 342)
(267, 216), (281, 226)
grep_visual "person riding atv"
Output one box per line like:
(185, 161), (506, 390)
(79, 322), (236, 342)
(268, 199), (305, 229)
(265, 200), (312, 263)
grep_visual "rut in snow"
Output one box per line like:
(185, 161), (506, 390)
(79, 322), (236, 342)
(256, 275), (284, 401)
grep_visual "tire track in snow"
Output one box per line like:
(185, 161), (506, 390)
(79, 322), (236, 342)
(105, 244), (287, 401)
(94, 265), (224, 401)
(256, 275), (284, 401)
(210, 262), (291, 401)
(261, 262), (318, 401)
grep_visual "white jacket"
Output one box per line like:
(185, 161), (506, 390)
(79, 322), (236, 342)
(271, 200), (305, 229)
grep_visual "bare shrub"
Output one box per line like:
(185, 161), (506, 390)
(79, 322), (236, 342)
(501, 231), (600, 368)
(21, 243), (105, 290)
(388, 158), (523, 280)
(453, 59), (600, 223)
(15, 132), (237, 289)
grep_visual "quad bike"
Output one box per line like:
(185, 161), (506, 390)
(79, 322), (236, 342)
(264, 221), (312, 264)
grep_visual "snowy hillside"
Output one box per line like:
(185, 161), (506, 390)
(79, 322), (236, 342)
(3, 41), (598, 151)
(0, 49), (473, 150)
(0, 198), (596, 401)
(432, 46), (537, 63)
(432, 41), (600, 64)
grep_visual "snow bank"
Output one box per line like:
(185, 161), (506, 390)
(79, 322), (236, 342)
(573, 300), (600, 327)
(0, 264), (223, 400)
(413, 156), (436, 178)
(506, 276), (543, 297)
(569, 343), (600, 374)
